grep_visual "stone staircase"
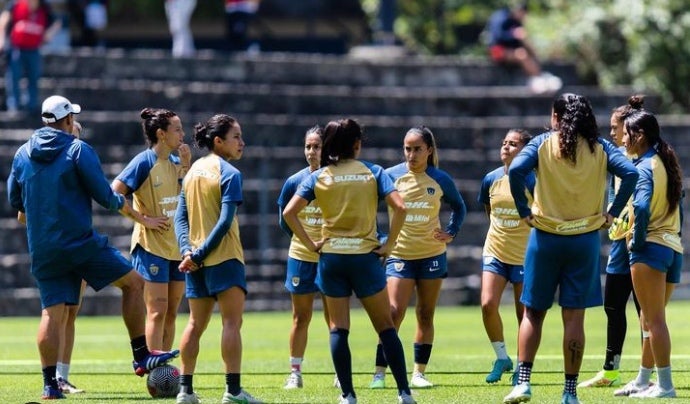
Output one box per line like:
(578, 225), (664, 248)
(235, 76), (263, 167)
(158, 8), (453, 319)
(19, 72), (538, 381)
(1, 48), (688, 315)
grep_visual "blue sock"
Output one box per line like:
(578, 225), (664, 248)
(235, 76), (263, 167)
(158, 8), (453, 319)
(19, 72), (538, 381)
(330, 328), (355, 397)
(375, 343), (388, 368)
(414, 343), (432, 366)
(379, 327), (410, 395)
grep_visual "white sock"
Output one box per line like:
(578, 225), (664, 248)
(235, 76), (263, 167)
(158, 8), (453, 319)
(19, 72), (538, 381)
(656, 366), (674, 391)
(635, 366), (653, 386)
(290, 357), (302, 374)
(57, 362), (70, 381)
(491, 341), (509, 360)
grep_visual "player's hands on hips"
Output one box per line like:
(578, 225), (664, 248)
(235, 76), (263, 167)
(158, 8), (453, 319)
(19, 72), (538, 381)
(432, 228), (454, 243)
(601, 213), (614, 229)
(522, 214), (535, 227)
(143, 215), (171, 233)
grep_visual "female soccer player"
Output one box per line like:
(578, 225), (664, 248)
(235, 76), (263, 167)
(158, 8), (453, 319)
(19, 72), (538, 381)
(478, 129), (534, 384)
(620, 110), (683, 398)
(578, 96), (644, 390)
(282, 118), (416, 404)
(369, 126), (466, 389)
(174, 114), (261, 404)
(503, 93), (638, 404)
(277, 126), (331, 389)
(112, 108), (190, 353)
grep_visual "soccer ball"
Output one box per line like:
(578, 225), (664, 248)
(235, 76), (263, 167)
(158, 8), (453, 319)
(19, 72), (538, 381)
(146, 364), (180, 398)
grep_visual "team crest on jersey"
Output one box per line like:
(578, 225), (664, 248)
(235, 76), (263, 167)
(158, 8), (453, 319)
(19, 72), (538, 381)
(149, 263), (159, 276)
(291, 276), (300, 287)
(426, 187), (435, 195)
(394, 262), (404, 272)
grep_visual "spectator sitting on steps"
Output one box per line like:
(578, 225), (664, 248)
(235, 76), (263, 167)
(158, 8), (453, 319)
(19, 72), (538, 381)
(485, 2), (561, 94)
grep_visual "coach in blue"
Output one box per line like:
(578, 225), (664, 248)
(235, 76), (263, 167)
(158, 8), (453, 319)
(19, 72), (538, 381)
(7, 95), (178, 400)
(502, 93), (638, 404)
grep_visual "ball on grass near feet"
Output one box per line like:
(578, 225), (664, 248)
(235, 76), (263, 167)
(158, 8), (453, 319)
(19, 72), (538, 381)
(146, 364), (180, 398)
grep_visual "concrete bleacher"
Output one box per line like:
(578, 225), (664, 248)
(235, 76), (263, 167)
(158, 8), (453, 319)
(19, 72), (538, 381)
(1, 49), (688, 315)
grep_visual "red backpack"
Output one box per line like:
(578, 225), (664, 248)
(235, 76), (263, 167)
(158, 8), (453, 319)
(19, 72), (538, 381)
(9, 0), (49, 50)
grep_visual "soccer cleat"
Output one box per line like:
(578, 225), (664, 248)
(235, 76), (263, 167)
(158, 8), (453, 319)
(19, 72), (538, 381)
(398, 391), (417, 404)
(613, 380), (655, 397)
(503, 382), (532, 404)
(369, 372), (386, 389)
(222, 389), (262, 404)
(630, 384), (676, 398)
(487, 358), (514, 383)
(333, 374), (341, 389)
(176, 391), (201, 404)
(561, 392), (581, 404)
(42, 385), (66, 400)
(133, 349), (180, 376)
(284, 372), (303, 389)
(58, 377), (84, 394)
(510, 370), (519, 386)
(338, 393), (357, 404)
(577, 369), (620, 387)
(410, 371), (433, 388)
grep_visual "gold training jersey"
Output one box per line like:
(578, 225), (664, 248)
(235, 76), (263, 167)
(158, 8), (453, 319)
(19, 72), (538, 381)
(115, 149), (181, 260)
(181, 154), (244, 266)
(296, 159), (396, 254)
(479, 166), (535, 265)
(386, 163), (466, 260)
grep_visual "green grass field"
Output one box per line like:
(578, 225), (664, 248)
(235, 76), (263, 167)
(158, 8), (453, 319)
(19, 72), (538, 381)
(2, 300), (690, 403)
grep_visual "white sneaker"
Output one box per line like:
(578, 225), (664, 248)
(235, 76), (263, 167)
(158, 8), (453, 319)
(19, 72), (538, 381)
(630, 384), (676, 398)
(398, 391), (417, 404)
(613, 380), (654, 397)
(338, 393), (357, 404)
(410, 371), (433, 388)
(176, 392), (201, 404)
(222, 389), (262, 404)
(284, 372), (303, 389)
(503, 382), (532, 403)
(58, 378), (84, 394)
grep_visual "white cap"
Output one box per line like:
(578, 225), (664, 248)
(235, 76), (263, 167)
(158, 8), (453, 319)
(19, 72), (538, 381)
(41, 95), (81, 124)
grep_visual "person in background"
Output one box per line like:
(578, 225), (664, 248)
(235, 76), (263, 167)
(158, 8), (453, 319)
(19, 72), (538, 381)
(369, 126), (466, 390)
(478, 129), (534, 385)
(277, 126), (331, 390)
(225, 0), (259, 52)
(620, 110), (683, 399)
(112, 108), (191, 354)
(165, 0), (196, 58)
(282, 118), (416, 404)
(503, 93), (638, 404)
(7, 95), (179, 400)
(577, 96), (644, 391)
(485, 2), (561, 94)
(0, 0), (62, 113)
(174, 114), (261, 404)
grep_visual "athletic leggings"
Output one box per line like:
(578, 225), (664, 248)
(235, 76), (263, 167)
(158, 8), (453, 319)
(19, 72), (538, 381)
(603, 273), (641, 370)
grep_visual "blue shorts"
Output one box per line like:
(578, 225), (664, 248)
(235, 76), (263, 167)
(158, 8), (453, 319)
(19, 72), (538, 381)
(35, 244), (132, 309)
(386, 253), (448, 280)
(630, 242), (683, 284)
(521, 229), (602, 311)
(131, 245), (185, 283)
(606, 239), (630, 275)
(285, 257), (321, 294)
(318, 252), (386, 299)
(185, 259), (247, 299)
(482, 256), (524, 284)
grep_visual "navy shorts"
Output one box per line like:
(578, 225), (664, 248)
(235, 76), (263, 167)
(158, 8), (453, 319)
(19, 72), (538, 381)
(386, 253), (448, 280)
(606, 239), (630, 275)
(482, 256), (524, 284)
(630, 242), (683, 284)
(521, 229), (602, 311)
(318, 252), (386, 299)
(185, 259), (247, 299)
(131, 245), (185, 283)
(35, 244), (132, 309)
(285, 257), (321, 294)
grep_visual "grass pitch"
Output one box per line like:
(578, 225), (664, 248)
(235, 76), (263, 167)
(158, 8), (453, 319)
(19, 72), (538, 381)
(1, 300), (690, 403)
